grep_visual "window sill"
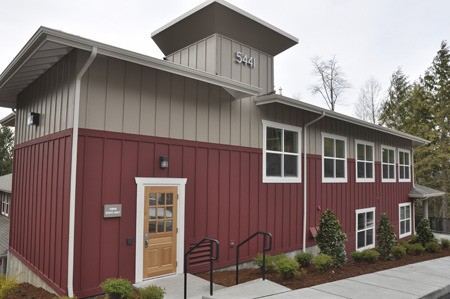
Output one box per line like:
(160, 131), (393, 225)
(356, 244), (375, 251)
(381, 179), (396, 183)
(263, 177), (301, 184)
(399, 179), (411, 183)
(356, 178), (375, 183)
(322, 178), (347, 183)
(399, 232), (412, 238)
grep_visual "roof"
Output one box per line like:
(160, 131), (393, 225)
(409, 184), (445, 199)
(0, 174), (12, 193)
(0, 215), (9, 257)
(255, 94), (430, 145)
(0, 27), (261, 108)
(0, 112), (15, 127)
(151, 0), (298, 56)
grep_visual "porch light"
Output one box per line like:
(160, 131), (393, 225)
(160, 156), (169, 168)
(27, 112), (39, 126)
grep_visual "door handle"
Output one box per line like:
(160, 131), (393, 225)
(145, 232), (149, 248)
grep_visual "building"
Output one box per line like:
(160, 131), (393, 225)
(0, 0), (442, 297)
(0, 173), (12, 274)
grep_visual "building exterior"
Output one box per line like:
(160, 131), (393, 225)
(0, 173), (12, 274)
(0, 0), (437, 297)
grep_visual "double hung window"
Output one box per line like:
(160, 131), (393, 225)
(381, 146), (396, 182)
(356, 208), (375, 250)
(322, 133), (347, 183)
(0, 194), (10, 217)
(355, 140), (374, 182)
(398, 149), (411, 182)
(399, 203), (412, 237)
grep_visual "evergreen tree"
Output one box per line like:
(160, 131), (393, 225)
(315, 209), (347, 267)
(0, 125), (13, 176)
(377, 213), (396, 260)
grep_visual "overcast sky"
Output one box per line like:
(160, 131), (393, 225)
(0, 0), (449, 120)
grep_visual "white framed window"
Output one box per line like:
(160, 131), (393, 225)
(322, 133), (347, 183)
(398, 149), (411, 182)
(381, 145), (396, 182)
(356, 207), (376, 250)
(262, 120), (302, 183)
(355, 140), (375, 183)
(399, 203), (412, 238)
(0, 193), (10, 217)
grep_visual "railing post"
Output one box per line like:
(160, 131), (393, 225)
(235, 246), (239, 285)
(184, 254), (187, 299)
(209, 240), (213, 296)
(262, 235), (266, 281)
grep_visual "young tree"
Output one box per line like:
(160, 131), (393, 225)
(0, 125), (13, 176)
(315, 209), (347, 267)
(310, 56), (351, 111)
(377, 213), (396, 260)
(354, 76), (382, 124)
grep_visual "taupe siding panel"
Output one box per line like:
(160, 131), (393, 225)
(15, 50), (78, 144)
(196, 82), (209, 142)
(140, 67), (157, 136)
(208, 86), (220, 144)
(86, 55), (107, 130)
(219, 90), (231, 144)
(170, 75), (184, 139)
(105, 59), (125, 133)
(155, 71), (171, 137)
(123, 63), (141, 134)
(183, 78), (198, 141)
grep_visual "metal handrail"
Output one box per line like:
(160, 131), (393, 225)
(235, 231), (272, 285)
(184, 237), (219, 299)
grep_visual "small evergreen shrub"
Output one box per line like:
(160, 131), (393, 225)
(294, 252), (313, 267)
(253, 253), (274, 272)
(416, 219), (435, 245)
(315, 209), (347, 267)
(377, 214), (397, 260)
(351, 249), (380, 263)
(410, 235), (420, 244)
(273, 255), (300, 279)
(425, 241), (441, 253)
(139, 285), (166, 299)
(100, 278), (135, 299)
(441, 238), (450, 249)
(398, 240), (409, 249)
(312, 254), (333, 273)
(391, 245), (407, 260)
(0, 275), (18, 299)
(406, 243), (425, 255)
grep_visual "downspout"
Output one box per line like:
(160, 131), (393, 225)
(302, 112), (326, 252)
(67, 47), (97, 297)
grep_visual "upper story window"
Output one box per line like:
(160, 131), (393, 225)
(355, 140), (375, 182)
(262, 120), (302, 183)
(356, 207), (375, 250)
(1, 193), (10, 217)
(322, 133), (347, 183)
(399, 203), (412, 238)
(381, 145), (396, 182)
(398, 149), (411, 182)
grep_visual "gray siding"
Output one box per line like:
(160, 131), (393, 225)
(16, 50), (78, 144)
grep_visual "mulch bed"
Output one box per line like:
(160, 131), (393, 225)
(5, 283), (56, 299)
(197, 247), (450, 290)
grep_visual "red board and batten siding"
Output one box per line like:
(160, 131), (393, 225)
(9, 129), (72, 295)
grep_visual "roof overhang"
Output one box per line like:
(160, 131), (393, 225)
(255, 94), (430, 145)
(0, 112), (15, 127)
(0, 27), (261, 108)
(409, 184), (445, 199)
(151, 0), (299, 56)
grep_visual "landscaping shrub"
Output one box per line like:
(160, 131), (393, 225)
(351, 249), (380, 263)
(377, 213), (397, 260)
(312, 254), (333, 273)
(416, 219), (435, 245)
(0, 275), (18, 299)
(100, 278), (135, 299)
(425, 241), (441, 253)
(406, 243), (425, 255)
(273, 255), (300, 279)
(253, 253), (274, 272)
(410, 235), (420, 244)
(351, 251), (364, 263)
(391, 245), (407, 260)
(441, 238), (450, 249)
(398, 240), (409, 249)
(139, 285), (166, 299)
(315, 209), (347, 267)
(294, 252), (313, 267)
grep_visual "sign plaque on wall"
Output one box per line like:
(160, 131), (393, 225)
(104, 204), (122, 218)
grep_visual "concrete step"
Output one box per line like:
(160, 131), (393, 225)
(202, 278), (291, 299)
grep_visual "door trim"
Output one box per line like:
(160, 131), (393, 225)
(134, 177), (187, 283)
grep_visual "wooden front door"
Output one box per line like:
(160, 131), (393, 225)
(143, 186), (178, 278)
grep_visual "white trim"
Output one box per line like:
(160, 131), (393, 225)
(399, 202), (412, 238)
(381, 145), (396, 183)
(321, 132), (347, 183)
(134, 177), (187, 283)
(355, 139), (375, 183)
(355, 207), (376, 251)
(398, 149), (411, 182)
(262, 120), (302, 183)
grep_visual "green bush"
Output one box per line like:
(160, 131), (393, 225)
(377, 214), (397, 260)
(391, 245), (407, 260)
(351, 249), (380, 263)
(351, 251), (364, 263)
(406, 243), (425, 255)
(273, 255), (300, 279)
(416, 219), (435, 245)
(139, 285), (166, 299)
(398, 240), (409, 249)
(425, 241), (441, 253)
(410, 235), (420, 244)
(100, 278), (135, 299)
(312, 254), (333, 273)
(253, 253), (274, 272)
(0, 275), (18, 299)
(315, 210), (347, 267)
(441, 238), (450, 249)
(294, 252), (313, 267)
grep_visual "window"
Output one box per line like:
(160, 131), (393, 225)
(322, 133), (347, 183)
(262, 120), (301, 183)
(398, 149), (411, 182)
(399, 203), (412, 238)
(0, 193), (10, 217)
(355, 140), (375, 182)
(356, 207), (375, 250)
(381, 146), (396, 182)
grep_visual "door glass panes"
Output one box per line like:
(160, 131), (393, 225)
(148, 192), (175, 234)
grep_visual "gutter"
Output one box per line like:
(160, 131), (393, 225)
(302, 112), (326, 252)
(67, 47), (97, 297)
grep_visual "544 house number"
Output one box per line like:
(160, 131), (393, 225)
(235, 51), (255, 68)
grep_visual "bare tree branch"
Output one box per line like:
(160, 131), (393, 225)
(355, 76), (382, 124)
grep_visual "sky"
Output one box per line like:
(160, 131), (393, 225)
(0, 0), (449, 120)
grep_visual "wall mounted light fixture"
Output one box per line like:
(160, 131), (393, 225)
(160, 156), (169, 168)
(27, 112), (40, 126)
